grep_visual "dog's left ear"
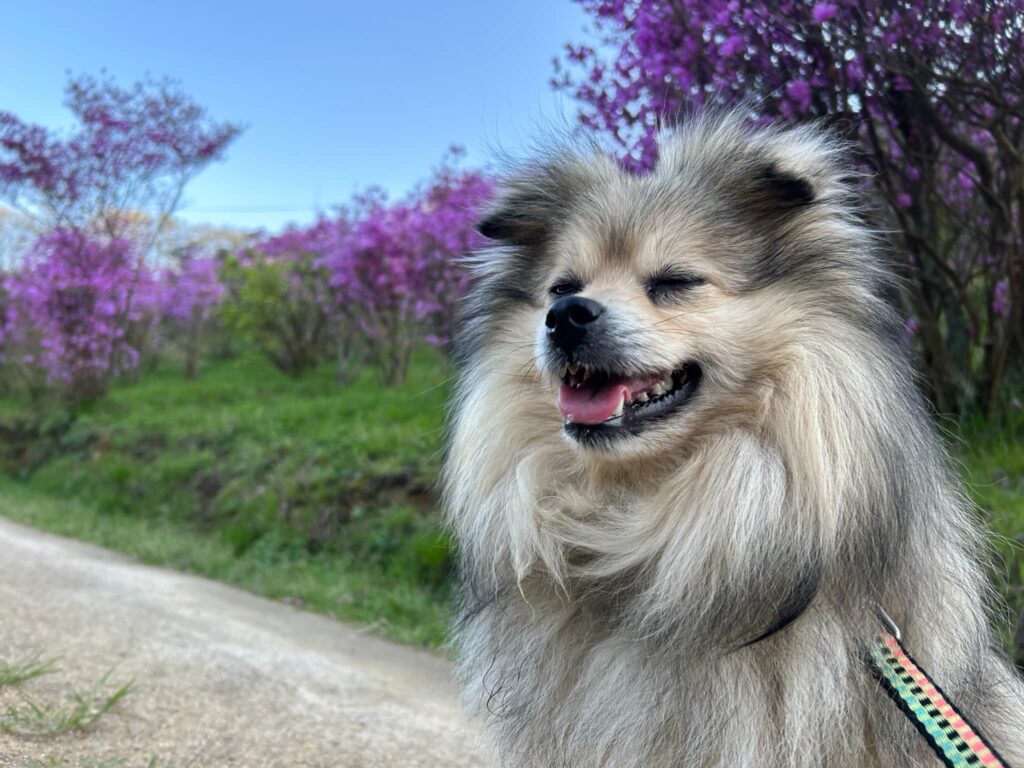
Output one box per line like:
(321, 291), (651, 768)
(747, 122), (856, 214)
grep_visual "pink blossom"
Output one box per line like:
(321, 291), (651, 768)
(246, 153), (493, 383)
(811, 3), (838, 23)
(786, 80), (812, 112)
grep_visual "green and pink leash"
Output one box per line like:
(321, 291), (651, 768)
(867, 609), (1011, 767)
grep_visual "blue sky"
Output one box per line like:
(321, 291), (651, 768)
(0, 1), (593, 231)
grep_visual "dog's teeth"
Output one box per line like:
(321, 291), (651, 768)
(650, 382), (666, 397)
(659, 374), (673, 391)
(581, 367), (591, 382)
(612, 395), (625, 418)
(568, 363), (579, 376)
(635, 392), (649, 403)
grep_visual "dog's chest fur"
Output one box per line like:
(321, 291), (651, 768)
(450, 441), (1024, 767)
(459, 582), (971, 768)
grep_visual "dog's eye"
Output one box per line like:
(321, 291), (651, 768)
(646, 273), (706, 301)
(549, 280), (582, 297)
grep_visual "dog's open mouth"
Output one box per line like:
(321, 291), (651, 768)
(558, 362), (702, 441)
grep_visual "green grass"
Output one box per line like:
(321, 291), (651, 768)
(2, 651), (186, 768)
(0, 668), (132, 737)
(0, 480), (449, 646)
(0, 350), (455, 647)
(0, 655), (58, 688)
(0, 349), (450, 539)
(956, 411), (1024, 662)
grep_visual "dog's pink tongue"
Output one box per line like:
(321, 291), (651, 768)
(558, 381), (630, 425)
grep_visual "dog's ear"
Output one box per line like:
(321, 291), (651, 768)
(747, 121), (858, 214)
(755, 163), (816, 208)
(476, 189), (550, 247)
(477, 159), (591, 247)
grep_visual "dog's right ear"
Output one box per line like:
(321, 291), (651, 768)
(476, 186), (553, 247)
(476, 160), (590, 247)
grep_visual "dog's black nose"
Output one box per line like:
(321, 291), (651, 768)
(545, 296), (604, 352)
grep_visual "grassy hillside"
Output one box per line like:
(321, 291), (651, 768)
(0, 352), (455, 647)
(0, 351), (1020, 659)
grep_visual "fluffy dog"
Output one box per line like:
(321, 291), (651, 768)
(443, 112), (1024, 767)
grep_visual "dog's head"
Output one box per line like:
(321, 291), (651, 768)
(459, 113), (897, 462)
(449, 114), (922, 647)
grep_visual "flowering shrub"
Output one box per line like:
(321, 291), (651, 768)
(234, 155), (493, 385)
(409, 160), (494, 348)
(321, 158), (492, 384)
(557, 0), (1024, 414)
(160, 253), (226, 378)
(4, 230), (158, 402)
(1, 74), (489, 392)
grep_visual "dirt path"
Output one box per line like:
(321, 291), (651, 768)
(0, 517), (493, 767)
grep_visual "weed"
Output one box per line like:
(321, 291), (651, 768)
(0, 671), (132, 736)
(0, 655), (58, 687)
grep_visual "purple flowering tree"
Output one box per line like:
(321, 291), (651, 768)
(409, 154), (494, 348)
(0, 73), (241, 400)
(320, 155), (492, 385)
(298, 213), (368, 383)
(4, 230), (159, 402)
(556, 0), (1023, 414)
(160, 251), (226, 378)
(324, 194), (426, 385)
(0, 72), (242, 242)
(220, 152), (489, 386)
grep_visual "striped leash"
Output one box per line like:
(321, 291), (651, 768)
(866, 609), (1010, 767)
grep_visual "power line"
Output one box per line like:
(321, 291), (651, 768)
(180, 205), (323, 214)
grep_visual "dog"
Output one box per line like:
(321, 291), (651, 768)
(443, 111), (1024, 767)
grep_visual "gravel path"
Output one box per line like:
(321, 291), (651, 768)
(0, 517), (493, 767)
